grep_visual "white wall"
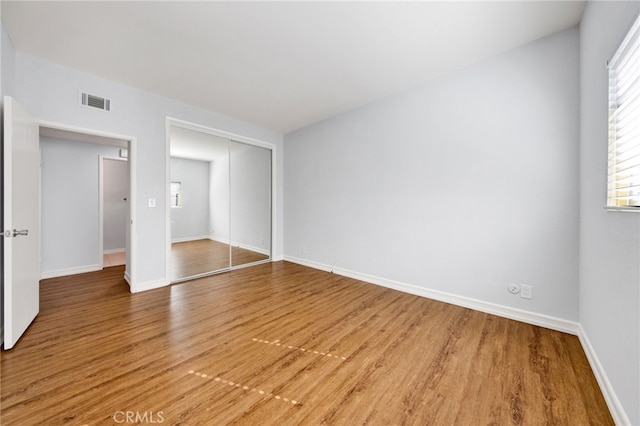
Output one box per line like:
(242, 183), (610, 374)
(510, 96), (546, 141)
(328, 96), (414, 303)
(579, 2), (640, 425)
(284, 27), (580, 321)
(230, 142), (271, 253)
(209, 158), (230, 242)
(13, 53), (284, 288)
(1, 23), (15, 101)
(41, 137), (120, 276)
(103, 158), (128, 252)
(170, 157), (210, 241)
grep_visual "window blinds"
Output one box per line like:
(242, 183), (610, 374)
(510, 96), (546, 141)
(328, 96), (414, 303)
(608, 14), (640, 208)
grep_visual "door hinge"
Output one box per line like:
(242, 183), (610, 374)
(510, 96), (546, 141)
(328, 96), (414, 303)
(2, 229), (28, 237)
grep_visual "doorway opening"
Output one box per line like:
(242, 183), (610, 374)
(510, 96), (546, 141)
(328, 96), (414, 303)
(100, 156), (128, 268)
(38, 125), (135, 284)
(3, 95), (137, 350)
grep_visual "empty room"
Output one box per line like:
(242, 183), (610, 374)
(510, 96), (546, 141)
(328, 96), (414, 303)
(1, 1), (639, 425)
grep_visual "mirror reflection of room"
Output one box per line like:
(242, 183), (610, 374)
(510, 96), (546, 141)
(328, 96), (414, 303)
(169, 126), (271, 282)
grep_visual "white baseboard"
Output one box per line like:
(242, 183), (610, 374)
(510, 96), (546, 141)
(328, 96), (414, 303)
(577, 325), (630, 426)
(284, 256), (633, 421)
(283, 256), (580, 335)
(103, 248), (125, 255)
(208, 236), (270, 255)
(172, 235), (211, 244)
(128, 278), (168, 293)
(235, 242), (270, 256)
(41, 264), (101, 279)
(124, 270), (132, 286)
(209, 235), (229, 244)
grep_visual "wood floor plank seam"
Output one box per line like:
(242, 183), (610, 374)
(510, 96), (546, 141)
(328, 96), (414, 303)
(1, 261), (613, 425)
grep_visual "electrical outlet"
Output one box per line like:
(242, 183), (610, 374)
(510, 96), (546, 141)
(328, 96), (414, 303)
(521, 284), (532, 299)
(507, 284), (520, 294)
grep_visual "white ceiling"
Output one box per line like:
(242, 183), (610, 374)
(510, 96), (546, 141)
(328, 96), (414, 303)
(2, 1), (585, 134)
(170, 126), (229, 162)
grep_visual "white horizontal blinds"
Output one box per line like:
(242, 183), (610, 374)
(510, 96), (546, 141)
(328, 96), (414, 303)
(608, 14), (640, 208)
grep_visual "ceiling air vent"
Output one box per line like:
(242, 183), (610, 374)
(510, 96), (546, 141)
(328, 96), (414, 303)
(81, 92), (111, 111)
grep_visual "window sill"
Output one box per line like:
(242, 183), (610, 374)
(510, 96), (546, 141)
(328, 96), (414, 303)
(604, 206), (640, 213)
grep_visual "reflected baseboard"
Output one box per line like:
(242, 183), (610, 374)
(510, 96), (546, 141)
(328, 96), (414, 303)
(208, 235), (270, 255)
(171, 235), (212, 244)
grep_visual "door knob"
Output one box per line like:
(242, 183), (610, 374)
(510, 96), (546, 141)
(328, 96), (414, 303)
(12, 229), (29, 237)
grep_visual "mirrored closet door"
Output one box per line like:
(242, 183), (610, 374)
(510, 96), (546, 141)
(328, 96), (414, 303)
(229, 141), (271, 267)
(169, 125), (271, 282)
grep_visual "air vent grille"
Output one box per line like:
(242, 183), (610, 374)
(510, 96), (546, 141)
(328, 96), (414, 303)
(81, 92), (111, 111)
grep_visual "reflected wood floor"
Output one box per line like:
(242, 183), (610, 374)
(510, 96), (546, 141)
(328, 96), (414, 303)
(171, 239), (269, 281)
(1, 262), (612, 425)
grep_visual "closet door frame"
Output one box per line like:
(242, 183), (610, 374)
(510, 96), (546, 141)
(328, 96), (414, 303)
(164, 117), (276, 283)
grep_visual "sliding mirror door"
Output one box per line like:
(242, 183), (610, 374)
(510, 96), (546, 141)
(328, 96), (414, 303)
(170, 127), (230, 281)
(229, 141), (271, 267)
(169, 124), (273, 282)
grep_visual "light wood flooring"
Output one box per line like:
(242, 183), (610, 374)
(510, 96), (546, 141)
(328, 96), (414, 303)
(1, 262), (612, 425)
(171, 239), (269, 281)
(102, 251), (125, 267)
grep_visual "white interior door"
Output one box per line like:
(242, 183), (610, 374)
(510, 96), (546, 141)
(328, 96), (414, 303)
(3, 96), (41, 350)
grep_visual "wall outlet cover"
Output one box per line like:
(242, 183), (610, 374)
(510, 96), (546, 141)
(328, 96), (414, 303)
(521, 284), (532, 299)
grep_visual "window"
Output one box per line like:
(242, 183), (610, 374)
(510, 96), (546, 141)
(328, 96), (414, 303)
(607, 14), (640, 209)
(170, 182), (183, 208)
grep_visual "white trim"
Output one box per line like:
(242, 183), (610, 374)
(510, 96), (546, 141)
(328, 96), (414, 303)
(172, 235), (212, 244)
(166, 117), (275, 150)
(604, 206), (640, 213)
(128, 278), (168, 293)
(99, 156), (127, 268)
(165, 118), (172, 286)
(208, 235), (270, 255)
(577, 325), (631, 426)
(283, 255), (580, 335)
(124, 270), (132, 286)
(271, 144), (277, 262)
(234, 242), (270, 256)
(103, 248), (125, 255)
(209, 235), (230, 245)
(41, 264), (101, 279)
(36, 120), (138, 291)
(98, 157), (104, 269)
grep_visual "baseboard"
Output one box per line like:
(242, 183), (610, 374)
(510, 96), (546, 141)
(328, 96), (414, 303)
(283, 256), (580, 335)
(235, 242), (270, 256)
(103, 248), (125, 255)
(208, 236), (270, 255)
(172, 235), (211, 244)
(124, 270), (132, 286)
(128, 278), (168, 293)
(209, 235), (229, 244)
(577, 325), (630, 426)
(41, 264), (101, 279)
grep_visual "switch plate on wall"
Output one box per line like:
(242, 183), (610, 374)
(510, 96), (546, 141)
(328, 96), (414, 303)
(521, 284), (532, 299)
(148, 198), (156, 208)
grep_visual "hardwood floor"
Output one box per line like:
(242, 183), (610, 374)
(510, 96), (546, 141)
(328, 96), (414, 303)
(1, 262), (612, 425)
(171, 239), (269, 281)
